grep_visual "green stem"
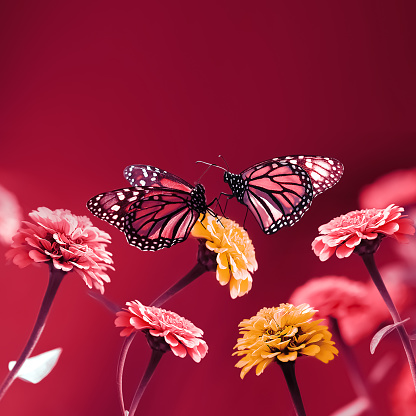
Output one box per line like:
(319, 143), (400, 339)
(128, 349), (164, 416)
(361, 253), (416, 391)
(279, 361), (306, 416)
(150, 262), (206, 307)
(0, 264), (66, 401)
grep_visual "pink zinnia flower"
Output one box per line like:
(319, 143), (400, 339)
(312, 204), (415, 261)
(6, 207), (113, 293)
(0, 184), (22, 245)
(360, 168), (416, 209)
(115, 300), (208, 363)
(289, 275), (408, 345)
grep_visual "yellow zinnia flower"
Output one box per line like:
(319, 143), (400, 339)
(234, 303), (338, 379)
(191, 213), (258, 298)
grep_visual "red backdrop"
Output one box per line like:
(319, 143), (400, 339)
(1, 1), (416, 415)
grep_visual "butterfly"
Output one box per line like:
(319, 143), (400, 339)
(220, 155), (344, 234)
(87, 165), (209, 251)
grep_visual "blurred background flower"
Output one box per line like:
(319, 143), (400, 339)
(359, 167), (416, 210)
(289, 275), (409, 345)
(390, 364), (416, 416)
(0, 184), (22, 246)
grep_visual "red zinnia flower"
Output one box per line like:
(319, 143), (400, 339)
(115, 300), (208, 362)
(6, 207), (113, 293)
(312, 204), (415, 261)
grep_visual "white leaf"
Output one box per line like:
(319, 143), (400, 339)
(368, 352), (397, 385)
(370, 318), (410, 354)
(409, 329), (416, 340)
(8, 348), (62, 384)
(329, 397), (370, 416)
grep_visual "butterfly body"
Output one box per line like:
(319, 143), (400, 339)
(87, 165), (208, 251)
(188, 184), (208, 213)
(223, 172), (247, 202)
(223, 155), (343, 234)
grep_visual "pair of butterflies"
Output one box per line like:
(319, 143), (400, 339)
(87, 155), (344, 251)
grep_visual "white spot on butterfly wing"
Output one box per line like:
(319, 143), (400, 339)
(314, 166), (330, 177)
(310, 171), (322, 181)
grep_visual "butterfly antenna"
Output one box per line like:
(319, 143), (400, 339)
(195, 160), (227, 183)
(218, 155), (230, 171)
(195, 160), (227, 171)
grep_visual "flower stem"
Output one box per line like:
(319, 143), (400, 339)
(361, 253), (416, 391)
(128, 349), (164, 416)
(329, 316), (377, 415)
(117, 332), (136, 416)
(0, 264), (66, 401)
(279, 361), (306, 416)
(88, 290), (121, 314)
(150, 262), (206, 307)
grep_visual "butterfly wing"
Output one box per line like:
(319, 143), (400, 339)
(239, 161), (313, 234)
(87, 187), (149, 232)
(88, 164), (208, 250)
(124, 188), (201, 251)
(224, 155), (343, 234)
(274, 155), (344, 197)
(124, 164), (193, 192)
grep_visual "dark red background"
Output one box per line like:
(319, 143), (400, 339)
(1, 1), (416, 415)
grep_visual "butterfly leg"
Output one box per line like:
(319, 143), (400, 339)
(214, 192), (233, 217)
(197, 209), (220, 231)
(242, 207), (250, 231)
(207, 195), (226, 217)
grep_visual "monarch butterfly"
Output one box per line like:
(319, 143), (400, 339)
(200, 155), (344, 234)
(87, 165), (209, 251)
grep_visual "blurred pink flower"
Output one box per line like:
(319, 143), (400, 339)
(6, 207), (113, 293)
(391, 364), (416, 416)
(312, 204), (415, 261)
(360, 168), (416, 209)
(289, 275), (408, 345)
(0, 184), (22, 245)
(115, 300), (208, 363)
